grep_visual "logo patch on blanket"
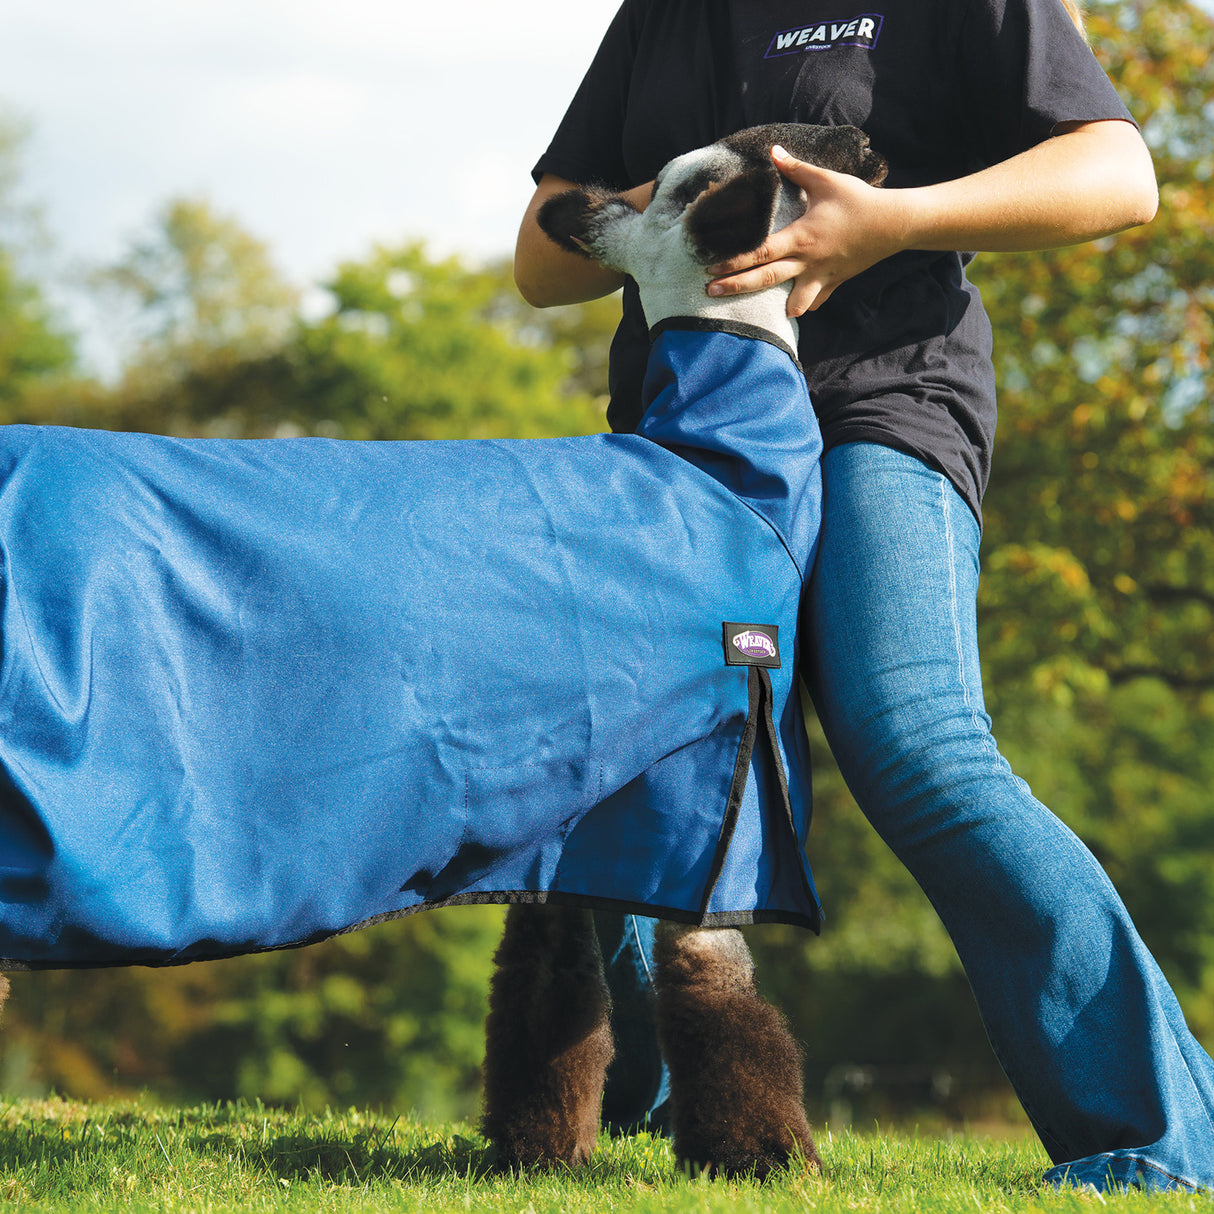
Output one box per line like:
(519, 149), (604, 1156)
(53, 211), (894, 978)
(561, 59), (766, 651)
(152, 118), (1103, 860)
(723, 623), (781, 668)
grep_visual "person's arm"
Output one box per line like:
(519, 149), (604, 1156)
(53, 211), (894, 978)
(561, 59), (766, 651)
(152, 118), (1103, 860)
(706, 119), (1159, 316)
(514, 174), (654, 308)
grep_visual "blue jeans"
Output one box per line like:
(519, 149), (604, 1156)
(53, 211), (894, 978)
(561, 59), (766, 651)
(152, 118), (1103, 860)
(601, 441), (1214, 1191)
(594, 910), (670, 1134)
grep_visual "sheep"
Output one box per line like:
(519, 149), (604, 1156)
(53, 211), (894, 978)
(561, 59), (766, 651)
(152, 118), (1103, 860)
(481, 123), (886, 1178)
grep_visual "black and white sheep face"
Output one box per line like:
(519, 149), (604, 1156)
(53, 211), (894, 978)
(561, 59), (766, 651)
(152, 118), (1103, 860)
(537, 123), (886, 342)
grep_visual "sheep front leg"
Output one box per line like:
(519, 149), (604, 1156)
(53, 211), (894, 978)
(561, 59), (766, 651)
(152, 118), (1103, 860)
(482, 904), (614, 1168)
(654, 922), (821, 1177)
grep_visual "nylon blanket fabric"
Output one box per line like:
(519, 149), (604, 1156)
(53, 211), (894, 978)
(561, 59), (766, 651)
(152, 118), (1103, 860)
(0, 325), (822, 970)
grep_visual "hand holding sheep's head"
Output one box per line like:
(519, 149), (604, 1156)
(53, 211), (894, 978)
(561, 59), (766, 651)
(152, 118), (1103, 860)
(537, 123), (887, 346)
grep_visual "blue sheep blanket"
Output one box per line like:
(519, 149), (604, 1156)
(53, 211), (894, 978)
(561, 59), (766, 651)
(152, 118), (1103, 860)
(0, 324), (822, 969)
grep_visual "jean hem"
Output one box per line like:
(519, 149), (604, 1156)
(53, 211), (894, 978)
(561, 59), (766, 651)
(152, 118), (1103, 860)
(1044, 1153), (1206, 1193)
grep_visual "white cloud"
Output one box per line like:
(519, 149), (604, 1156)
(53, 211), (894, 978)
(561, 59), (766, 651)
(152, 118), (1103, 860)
(219, 73), (371, 141)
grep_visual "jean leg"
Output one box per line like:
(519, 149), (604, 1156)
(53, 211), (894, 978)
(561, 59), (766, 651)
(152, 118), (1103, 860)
(594, 911), (671, 1133)
(804, 442), (1214, 1192)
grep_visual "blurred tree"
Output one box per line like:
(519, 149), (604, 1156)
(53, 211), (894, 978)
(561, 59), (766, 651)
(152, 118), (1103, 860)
(18, 197), (300, 435)
(2, 908), (504, 1120)
(287, 243), (605, 440)
(0, 114), (75, 410)
(94, 197), (299, 381)
(3, 0), (1209, 1125)
(487, 271), (621, 403)
(176, 907), (506, 1118)
(38, 232), (608, 441)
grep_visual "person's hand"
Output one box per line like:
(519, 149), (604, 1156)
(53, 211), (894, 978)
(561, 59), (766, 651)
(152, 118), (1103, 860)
(705, 144), (907, 316)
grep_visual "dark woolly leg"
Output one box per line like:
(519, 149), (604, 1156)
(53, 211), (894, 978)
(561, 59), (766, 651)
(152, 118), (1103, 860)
(482, 903), (614, 1168)
(654, 923), (821, 1178)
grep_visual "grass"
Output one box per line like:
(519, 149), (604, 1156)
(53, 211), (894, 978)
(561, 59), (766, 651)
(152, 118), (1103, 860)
(0, 1098), (1203, 1211)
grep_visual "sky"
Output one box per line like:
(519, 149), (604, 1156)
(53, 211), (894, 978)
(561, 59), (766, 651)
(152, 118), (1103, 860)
(3, 1), (1210, 374)
(0, 0), (622, 370)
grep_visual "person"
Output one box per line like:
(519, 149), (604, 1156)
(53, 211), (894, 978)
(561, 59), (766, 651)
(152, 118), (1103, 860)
(512, 0), (1214, 1193)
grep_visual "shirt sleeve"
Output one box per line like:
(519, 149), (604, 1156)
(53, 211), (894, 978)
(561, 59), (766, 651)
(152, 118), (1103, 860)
(958, 0), (1135, 168)
(531, 0), (647, 189)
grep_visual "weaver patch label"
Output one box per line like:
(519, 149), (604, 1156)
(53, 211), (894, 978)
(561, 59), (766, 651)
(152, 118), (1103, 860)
(764, 14), (883, 57)
(723, 622), (781, 669)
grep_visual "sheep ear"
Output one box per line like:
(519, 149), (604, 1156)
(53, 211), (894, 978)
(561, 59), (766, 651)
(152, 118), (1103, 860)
(536, 187), (642, 265)
(536, 188), (602, 256)
(683, 166), (780, 265)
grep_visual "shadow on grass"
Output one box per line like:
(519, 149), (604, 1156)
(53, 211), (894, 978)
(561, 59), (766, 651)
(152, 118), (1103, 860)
(193, 1126), (500, 1184)
(210, 1127), (657, 1187)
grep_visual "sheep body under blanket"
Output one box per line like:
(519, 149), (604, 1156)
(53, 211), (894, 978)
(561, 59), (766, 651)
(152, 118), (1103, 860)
(0, 325), (822, 969)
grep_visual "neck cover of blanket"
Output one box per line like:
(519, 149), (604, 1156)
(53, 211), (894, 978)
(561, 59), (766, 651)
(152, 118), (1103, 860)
(0, 326), (822, 970)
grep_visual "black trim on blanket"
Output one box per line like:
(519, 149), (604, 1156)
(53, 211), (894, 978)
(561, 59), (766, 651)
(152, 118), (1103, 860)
(648, 316), (802, 370)
(0, 890), (821, 972)
(691, 665), (820, 931)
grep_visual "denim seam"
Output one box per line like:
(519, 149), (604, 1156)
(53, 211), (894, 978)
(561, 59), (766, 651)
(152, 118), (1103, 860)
(941, 476), (993, 767)
(628, 914), (655, 985)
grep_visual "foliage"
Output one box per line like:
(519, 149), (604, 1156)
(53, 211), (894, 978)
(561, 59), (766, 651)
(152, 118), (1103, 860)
(92, 197), (300, 379)
(0, 115), (74, 410)
(288, 244), (606, 440)
(2, 909), (504, 1121)
(489, 280), (622, 402)
(20, 229), (608, 441)
(0, 0), (1211, 1125)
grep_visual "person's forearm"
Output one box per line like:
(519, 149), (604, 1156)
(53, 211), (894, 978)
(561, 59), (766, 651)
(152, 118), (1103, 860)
(514, 175), (652, 308)
(706, 119), (1159, 314)
(893, 120), (1158, 252)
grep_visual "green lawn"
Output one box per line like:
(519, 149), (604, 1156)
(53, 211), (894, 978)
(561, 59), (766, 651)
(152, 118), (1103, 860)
(0, 1098), (1197, 1211)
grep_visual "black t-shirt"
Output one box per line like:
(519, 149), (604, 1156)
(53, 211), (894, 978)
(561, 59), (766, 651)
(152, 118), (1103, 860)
(533, 0), (1133, 522)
